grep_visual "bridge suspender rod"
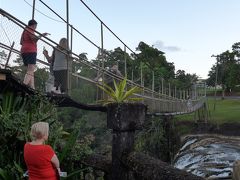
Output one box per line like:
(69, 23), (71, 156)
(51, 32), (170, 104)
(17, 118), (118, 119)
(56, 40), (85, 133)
(124, 45), (127, 77)
(39, 0), (66, 23)
(38, 0), (100, 50)
(152, 71), (155, 91)
(101, 23), (104, 70)
(140, 62), (143, 86)
(32, 0), (36, 19)
(70, 25), (73, 50)
(38, 0), (104, 51)
(79, 0), (136, 57)
(4, 42), (15, 69)
(66, 0), (70, 95)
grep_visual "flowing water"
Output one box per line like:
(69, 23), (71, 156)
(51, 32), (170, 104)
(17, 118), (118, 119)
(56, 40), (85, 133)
(173, 134), (240, 179)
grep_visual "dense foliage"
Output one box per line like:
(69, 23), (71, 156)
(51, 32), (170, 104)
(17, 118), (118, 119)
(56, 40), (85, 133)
(0, 92), (58, 179)
(135, 116), (180, 163)
(0, 92), (94, 179)
(207, 42), (240, 94)
(87, 41), (198, 91)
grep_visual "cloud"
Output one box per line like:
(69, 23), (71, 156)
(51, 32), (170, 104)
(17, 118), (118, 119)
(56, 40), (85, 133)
(153, 40), (181, 52)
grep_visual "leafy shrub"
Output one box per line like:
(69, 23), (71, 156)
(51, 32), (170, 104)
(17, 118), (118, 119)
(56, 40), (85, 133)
(0, 92), (59, 179)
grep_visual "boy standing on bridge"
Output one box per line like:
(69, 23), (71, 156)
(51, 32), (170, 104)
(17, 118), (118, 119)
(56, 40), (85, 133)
(20, 19), (49, 89)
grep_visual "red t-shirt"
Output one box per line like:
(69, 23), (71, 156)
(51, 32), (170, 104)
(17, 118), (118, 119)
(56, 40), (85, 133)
(24, 143), (58, 180)
(20, 27), (37, 53)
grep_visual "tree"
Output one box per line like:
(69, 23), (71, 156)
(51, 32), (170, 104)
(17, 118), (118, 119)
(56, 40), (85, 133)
(89, 42), (195, 94)
(207, 48), (240, 95)
(175, 70), (198, 89)
(135, 42), (175, 89)
(232, 42), (240, 62)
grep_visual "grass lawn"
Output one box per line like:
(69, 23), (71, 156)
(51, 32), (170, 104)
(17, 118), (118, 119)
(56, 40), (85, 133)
(175, 97), (240, 124)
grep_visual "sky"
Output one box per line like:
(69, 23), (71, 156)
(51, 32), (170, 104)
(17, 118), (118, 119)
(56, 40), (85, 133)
(1, 0), (240, 79)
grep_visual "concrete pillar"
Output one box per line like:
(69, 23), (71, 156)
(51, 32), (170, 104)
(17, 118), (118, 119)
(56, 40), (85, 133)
(107, 103), (146, 180)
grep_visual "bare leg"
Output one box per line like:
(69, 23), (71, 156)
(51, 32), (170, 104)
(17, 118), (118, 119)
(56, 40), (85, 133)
(23, 71), (31, 86)
(29, 64), (35, 89)
(23, 64), (35, 89)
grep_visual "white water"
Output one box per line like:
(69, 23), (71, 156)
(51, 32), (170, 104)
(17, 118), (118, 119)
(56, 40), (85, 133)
(173, 134), (240, 179)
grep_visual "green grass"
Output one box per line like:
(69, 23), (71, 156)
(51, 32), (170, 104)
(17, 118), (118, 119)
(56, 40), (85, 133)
(175, 97), (240, 124)
(208, 98), (240, 124)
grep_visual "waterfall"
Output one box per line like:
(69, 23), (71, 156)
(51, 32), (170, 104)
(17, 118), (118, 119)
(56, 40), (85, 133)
(173, 134), (240, 179)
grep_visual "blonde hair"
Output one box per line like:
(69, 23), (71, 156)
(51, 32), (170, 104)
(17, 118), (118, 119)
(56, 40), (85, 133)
(58, 38), (69, 50)
(30, 122), (49, 140)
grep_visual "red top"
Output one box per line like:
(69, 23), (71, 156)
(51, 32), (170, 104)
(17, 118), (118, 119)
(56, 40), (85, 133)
(20, 27), (37, 53)
(24, 143), (58, 180)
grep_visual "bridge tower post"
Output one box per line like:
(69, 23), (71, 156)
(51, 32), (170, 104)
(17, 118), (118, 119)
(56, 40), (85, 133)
(107, 103), (145, 180)
(162, 115), (176, 162)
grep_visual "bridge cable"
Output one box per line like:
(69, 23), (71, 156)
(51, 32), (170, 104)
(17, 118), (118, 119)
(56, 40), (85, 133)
(23, 0), (64, 23)
(79, 0), (136, 56)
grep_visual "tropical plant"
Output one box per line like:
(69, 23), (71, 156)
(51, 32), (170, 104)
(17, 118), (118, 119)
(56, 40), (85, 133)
(0, 162), (24, 180)
(135, 116), (180, 162)
(0, 92), (61, 179)
(97, 77), (142, 104)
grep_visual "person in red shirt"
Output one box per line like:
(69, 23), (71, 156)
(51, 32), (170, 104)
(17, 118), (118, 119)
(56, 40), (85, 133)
(24, 122), (61, 180)
(20, 19), (49, 89)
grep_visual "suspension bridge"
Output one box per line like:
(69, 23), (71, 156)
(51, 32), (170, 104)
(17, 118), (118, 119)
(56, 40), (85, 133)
(0, 2), (207, 119)
(0, 2), (211, 180)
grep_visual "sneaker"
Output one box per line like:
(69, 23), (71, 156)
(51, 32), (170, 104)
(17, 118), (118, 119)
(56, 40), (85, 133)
(55, 88), (61, 94)
(51, 87), (61, 94)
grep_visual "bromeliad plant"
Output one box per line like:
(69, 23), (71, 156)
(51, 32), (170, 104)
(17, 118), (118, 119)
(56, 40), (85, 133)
(97, 77), (143, 104)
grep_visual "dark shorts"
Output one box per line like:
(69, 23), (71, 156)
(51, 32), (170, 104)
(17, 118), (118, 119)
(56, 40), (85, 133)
(21, 52), (37, 66)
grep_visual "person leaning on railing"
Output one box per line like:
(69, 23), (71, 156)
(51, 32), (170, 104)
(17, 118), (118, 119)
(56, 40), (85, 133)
(24, 122), (62, 179)
(43, 38), (70, 94)
(20, 19), (49, 89)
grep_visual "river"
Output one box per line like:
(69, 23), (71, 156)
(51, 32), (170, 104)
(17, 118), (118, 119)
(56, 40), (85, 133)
(173, 134), (240, 179)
